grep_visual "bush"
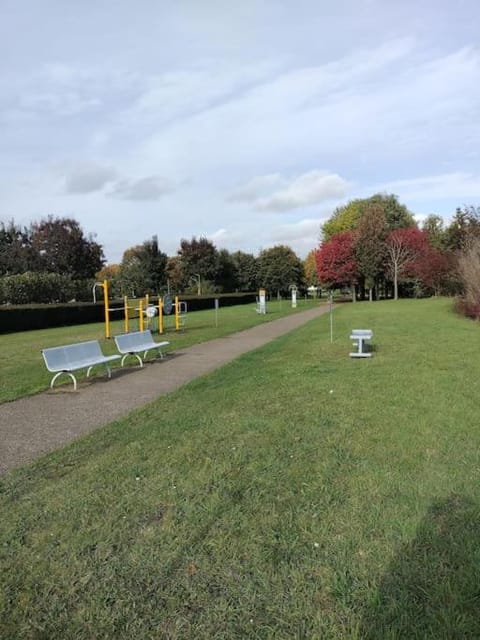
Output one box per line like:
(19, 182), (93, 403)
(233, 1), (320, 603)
(456, 237), (480, 319)
(0, 272), (95, 304)
(454, 297), (480, 320)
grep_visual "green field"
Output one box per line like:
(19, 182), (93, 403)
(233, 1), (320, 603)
(0, 298), (321, 404)
(1, 298), (480, 638)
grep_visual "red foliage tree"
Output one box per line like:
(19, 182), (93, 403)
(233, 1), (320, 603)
(316, 231), (358, 295)
(412, 247), (453, 296)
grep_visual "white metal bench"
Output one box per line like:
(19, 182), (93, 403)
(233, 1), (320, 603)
(114, 330), (170, 367)
(349, 329), (373, 358)
(42, 340), (121, 390)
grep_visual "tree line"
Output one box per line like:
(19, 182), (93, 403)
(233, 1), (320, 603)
(2, 196), (479, 312)
(315, 194), (480, 313)
(0, 216), (305, 303)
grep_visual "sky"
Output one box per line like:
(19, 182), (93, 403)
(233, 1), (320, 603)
(1, 0), (480, 263)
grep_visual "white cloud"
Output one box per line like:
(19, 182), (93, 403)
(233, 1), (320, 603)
(254, 171), (350, 212)
(109, 175), (174, 201)
(65, 164), (116, 194)
(227, 174), (283, 202)
(270, 218), (325, 254)
(373, 172), (480, 201)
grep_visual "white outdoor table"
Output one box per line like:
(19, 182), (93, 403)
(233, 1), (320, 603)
(349, 329), (373, 358)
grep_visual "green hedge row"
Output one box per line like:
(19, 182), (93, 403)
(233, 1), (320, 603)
(0, 293), (258, 334)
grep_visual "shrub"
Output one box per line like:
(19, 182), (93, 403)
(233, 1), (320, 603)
(0, 272), (94, 304)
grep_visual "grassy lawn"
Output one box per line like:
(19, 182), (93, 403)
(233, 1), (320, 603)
(1, 298), (480, 638)
(0, 297), (321, 403)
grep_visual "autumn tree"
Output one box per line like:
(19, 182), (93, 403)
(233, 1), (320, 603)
(304, 249), (320, 287)
(413, 247), (453, 296)
(386, 228), (427, 300)
(355, 204), (388, 301)
(256, 245), (304, 296)
(316, 231), (357, 299)
(165, 256), (186, 293)
(322, 193), (414, 241)
(457, 236), (480, 318)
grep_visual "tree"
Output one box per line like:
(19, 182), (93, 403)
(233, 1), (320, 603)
(177, 236), (219, 293)
(413, 247), (453, 297)
(165, 256), (187, 293)
(216, 249), (238, 292)
(386, 228), (427, 300)
(322, 200), (364, 241)
(355, 204), (388, 301)
(422, 215), (446, 250)
(119, 236), (167, 296)
(304, 249), (320, 287)
(231, 251), (258, 291)
(29, 216), (104, 279)
(444, 206), (480, 252)
(0, 220), (33, 275)
(256, 245), (304, 296)
(316, 231), (357, 299)
(322, 193), (415, 241)
(457, 236), (480, 318)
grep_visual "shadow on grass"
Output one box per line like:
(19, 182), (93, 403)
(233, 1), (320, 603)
(360, 494), (480, 639)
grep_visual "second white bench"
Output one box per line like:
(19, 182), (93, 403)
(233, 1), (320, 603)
(114, 330), (170, 367)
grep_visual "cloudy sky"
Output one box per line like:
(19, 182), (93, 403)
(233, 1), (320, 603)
(1, 0), (480, 263)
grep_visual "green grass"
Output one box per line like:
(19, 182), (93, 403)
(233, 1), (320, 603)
(0, 298), (321, 403)
(2, 298), (480, 638)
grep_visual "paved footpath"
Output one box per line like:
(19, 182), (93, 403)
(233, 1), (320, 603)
(0, 305), (330, 475)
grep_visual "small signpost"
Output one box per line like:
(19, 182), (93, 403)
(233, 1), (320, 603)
(329, 293), (334, 343)
(214, 298), (219, 328)
(291, 285), (297, 308)
(258, 288), (267, 314)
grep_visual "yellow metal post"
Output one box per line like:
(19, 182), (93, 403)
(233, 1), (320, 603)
(139, 299), (144, 331)
(158, 298), (163, 334)
(124, 295), (129, 333)
(175, 296), (180, 331)
(103, 279), (111, 339)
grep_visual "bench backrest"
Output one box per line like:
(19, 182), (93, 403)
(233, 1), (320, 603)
(42, 340), (104, 372)
(114, 330), (153, 352)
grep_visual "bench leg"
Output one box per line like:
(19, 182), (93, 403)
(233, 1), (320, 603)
(121, 353), (143, 368)
(51, 371), (77, 391)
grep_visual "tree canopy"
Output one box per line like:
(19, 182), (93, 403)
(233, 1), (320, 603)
(322, 193), (415, 241)
(256, 245), (304, 295)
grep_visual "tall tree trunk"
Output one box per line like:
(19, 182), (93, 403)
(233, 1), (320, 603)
(369, 288), (373, 302)
(394, 263), (399, 300)
(351, 285), (356, 302)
